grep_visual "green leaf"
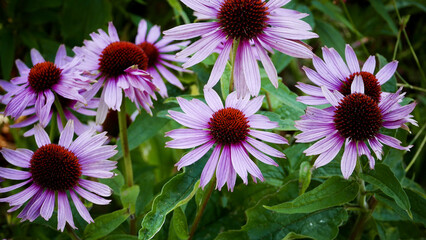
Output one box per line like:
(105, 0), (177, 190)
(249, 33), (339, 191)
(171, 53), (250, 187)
(312, 0), (356, 33)
(120, 185), (140, 214)
(83, 208), (130, 240)
(283, 232), (314, 240)
(104, 234), (138, 240)
(114, 111), (169, 160)
(360, 163), (412, 218)
(139, 157), (206, 240)
(315, 19), (346, 56)
(60, 0), (112, 46)
(167, 0), (190, 24)
(369, 0), (398, 35)
(377, 54), (397, 92)
(217, 181), (348, 240)
(0, 28), (15, 80)
(271, 51), (293, 74)
(220, 62), (232, 99)
(99, 169), (124, 196)
(299, 161), (312, 195)
(260, 79), (306, 116)
(171, 207), (189, 240)
(265, 176), (358, 214)
(258, 111), (298, 131)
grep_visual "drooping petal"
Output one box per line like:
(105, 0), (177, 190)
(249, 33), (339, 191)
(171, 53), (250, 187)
(341, 140), (357, 179)
(200, 144), (221, 189)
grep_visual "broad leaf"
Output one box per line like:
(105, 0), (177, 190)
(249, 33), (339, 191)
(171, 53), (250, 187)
(315, 19), (346, 56)
(171, 207), (189, 239)
(120, 185), (140, 214)
(369, 0), (398, 34)
(139, 157), (206, 240)
(266, 176), (358, 214)
(84, 208), (130, 240)
(360, 163), (412, 218)
(216, 181), (348, 240)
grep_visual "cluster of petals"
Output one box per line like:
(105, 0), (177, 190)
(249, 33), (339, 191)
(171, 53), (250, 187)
(0, 120), (117, 231)
(164, 0), (317, 97)
(73, 22), (158, 123)
(1, 45), (90, 127)
(135, 20), (190, 97)
(296, 44), (399, 105)
(295, 77), (417, 179)
(166, 88), (287, 191)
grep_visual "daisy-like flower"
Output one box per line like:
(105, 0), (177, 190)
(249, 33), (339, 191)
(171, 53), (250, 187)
(73, 22), (158, 123)
(297, 44), (398, 105)
(0, 120), (117, 231)
(1, 45), (89, 126)
(166, 88), (287, 191)
(164, 0), (317, 97)
(135, 19), (190, 97)
(2, 79), (98, 136)
(295, 76), (417, 179)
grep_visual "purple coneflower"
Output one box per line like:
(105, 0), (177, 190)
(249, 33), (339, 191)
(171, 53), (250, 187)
(0, 120), (117, 231)
(1, 45), (89, 126)
(2, 81), (98, 136)
(295, 76), (417, 179)
(73, 22), (158, 123)
(135, 19), (190, 97)
(166, 88), (287, 191)
(164, 0), (317, 97)
(297, 44), (398, 105)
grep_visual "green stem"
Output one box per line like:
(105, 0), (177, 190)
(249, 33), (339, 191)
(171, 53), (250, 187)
(405, 125), (426, 172)
(118, 101), (133, 187)
(53, 93), (67, 128)
(392, 0), (426, 81)
(66, 225), (81, 240)
(118, 101), (136, 235)
(188, 180), (216, 240)
(49, 114), (57, 142)
(265, 92), (273, 111)
(396, 83), (426, 93)
(229, 38), (240, 93)
(349, 144), (369, 240)
(392, 17), (404, 60)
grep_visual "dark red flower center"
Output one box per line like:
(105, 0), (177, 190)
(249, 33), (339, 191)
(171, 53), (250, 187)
(28, 62), (62, 93)
(334, 93), (382, 141)
(102, 110), (132, 138)
(30, 144), (81, 191)
(208, 107), (250, 145)
(138, 42), (160, 68)
(340, 71), (381, 103)
(99, 41), (148, 77)
(218, 0), (269, 40)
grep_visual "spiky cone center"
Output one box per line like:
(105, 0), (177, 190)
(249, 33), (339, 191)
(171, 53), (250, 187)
(340, 71), (381, 103)
(334, 93), (383, 142)
(209, 107), (250, 145)
(99, 41), (148, 77)
(30, 144), (81, 191)
(28, 62), (62, 93)
(218, 0), (269, 40)
(138, 42), (160, 68)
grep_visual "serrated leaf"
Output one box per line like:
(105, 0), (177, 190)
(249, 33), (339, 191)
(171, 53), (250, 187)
(171, 207), (189, 240)
(120, 185), (140, 214)
(360, 163), (412, 218)
(84, 208), (130, 240)
(216, 181), (348, 240)
(266, 176), (358, 214)
(139, 157), (206, 240)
